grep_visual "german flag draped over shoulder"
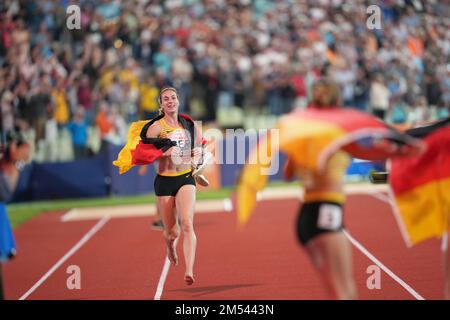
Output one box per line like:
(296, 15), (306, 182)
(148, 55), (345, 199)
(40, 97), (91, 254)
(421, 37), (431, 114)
(113, 114), (205, 174)
(112, 120), (153, 174)
(237, 108), (405, 226)
(389, 118), (450, 246)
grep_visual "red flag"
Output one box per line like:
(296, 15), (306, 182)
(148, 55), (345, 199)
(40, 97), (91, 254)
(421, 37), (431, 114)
(390, 125), (450, 246)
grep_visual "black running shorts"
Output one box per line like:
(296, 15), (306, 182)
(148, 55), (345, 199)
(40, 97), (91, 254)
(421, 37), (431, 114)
(154, 171), (196, 196)
(296, 201), (344, 246)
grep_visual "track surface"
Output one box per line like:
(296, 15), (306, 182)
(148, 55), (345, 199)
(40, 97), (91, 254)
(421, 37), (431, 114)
(4, 193), (444, 300)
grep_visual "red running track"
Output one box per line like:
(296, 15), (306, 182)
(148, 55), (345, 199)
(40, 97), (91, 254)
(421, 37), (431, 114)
(3, 194), (445, 300)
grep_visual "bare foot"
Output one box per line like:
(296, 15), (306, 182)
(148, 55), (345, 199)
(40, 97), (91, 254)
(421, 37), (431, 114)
(184, 274), (195, 286)
(166, 239), (178, 266)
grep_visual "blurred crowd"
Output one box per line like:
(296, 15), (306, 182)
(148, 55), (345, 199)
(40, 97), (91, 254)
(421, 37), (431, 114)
(0, 0), (449, 162)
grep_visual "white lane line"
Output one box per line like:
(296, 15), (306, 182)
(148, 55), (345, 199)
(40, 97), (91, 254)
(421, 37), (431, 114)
(369, 192), (393, 205)
(223, 198), (233, 212)
(61, 208), (77, 222)
(19, 216), (110, 300)
(369, 191), (413, 248)
(61, 198), (234, 222)
(60, 205), (157, 222)
(343, 230), (425, 300)
(152, 200), (232, 300)
(154, 257), (171, 300)
(442, 232), (448, 252)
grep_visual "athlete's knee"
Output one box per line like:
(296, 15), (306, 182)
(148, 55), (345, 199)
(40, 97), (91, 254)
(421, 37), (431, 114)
(180, 217), (194, 234)
(164, 228), (180, 241)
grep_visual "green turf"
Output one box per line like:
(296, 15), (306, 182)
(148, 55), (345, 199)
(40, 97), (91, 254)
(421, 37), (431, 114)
(6, 178), (365, 229)
(7, 187), (234, 229)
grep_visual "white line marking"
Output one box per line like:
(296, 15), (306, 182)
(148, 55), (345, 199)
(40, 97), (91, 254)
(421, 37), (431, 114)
(369, 191), (412, 247)
(369, 192), (392, 205)
(442, 232), (448, 252)
(154, 257), (171, 300)
(343, 230), (425, 300)
(19, 216), (110, 300)
(60, 204), (157, 222)
(256, 184), (389, 202)
(223, 198), (233, 212)
(61, 208), (77, 222)
(152, 198), (232, 300)
(61, 198), (234, 222)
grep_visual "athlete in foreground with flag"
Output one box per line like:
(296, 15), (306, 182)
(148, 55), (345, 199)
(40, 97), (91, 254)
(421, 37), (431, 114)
(114, 87), (210, 285)
(0, 130), (31, 299)
(237, 79), (424, 299)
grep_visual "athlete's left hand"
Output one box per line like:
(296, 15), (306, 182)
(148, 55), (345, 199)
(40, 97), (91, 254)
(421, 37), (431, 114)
(191, 147), (204, 167)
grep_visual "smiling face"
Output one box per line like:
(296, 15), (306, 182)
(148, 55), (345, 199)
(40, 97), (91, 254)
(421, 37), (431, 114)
(159, 88), (179, 114)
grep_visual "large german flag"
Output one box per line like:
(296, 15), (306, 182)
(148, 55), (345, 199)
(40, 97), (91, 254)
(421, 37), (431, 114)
(113, 120), (155, 174)
(113, 114), (205, 174)
(276, 108), (410, 172)
(389, 119), (450, 246)
(237, 108), (409, 226)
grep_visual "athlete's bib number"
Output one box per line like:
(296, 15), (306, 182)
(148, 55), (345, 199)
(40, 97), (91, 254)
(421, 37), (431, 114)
(173, 138), (189, 157)
(176, 139), (186, 148)
(317, 204), (342, 230)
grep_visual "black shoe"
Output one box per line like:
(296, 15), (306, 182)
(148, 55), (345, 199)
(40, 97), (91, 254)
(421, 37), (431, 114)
(151, 219), (164, 230)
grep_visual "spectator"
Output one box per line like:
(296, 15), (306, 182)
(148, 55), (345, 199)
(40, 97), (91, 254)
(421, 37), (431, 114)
(264, 64), (283, 115)
(51, 76), (70, 129)
(172, 49), (193, 113)
(67, 107), (89, 159)
(27, 75), (52, 146)
(370, 74), (391, 120)
(0, 129), (30, 300)
(200, 64), (219, 122)
(43, 109), (58, 162)
(108, 104), (127, 145)
(122, 81), (139, 123)
(352, 68), (370, 112)
(77, 75), (93, 125)
(408, 96), (430, 124)
(139, 76), (160, 119)
(0, 0), (448, 163)
(95, 100), (113, 152)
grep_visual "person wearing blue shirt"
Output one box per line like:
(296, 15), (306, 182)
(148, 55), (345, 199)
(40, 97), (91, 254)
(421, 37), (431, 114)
(0, 130), (30, 300)
(67, 108), (89, 159)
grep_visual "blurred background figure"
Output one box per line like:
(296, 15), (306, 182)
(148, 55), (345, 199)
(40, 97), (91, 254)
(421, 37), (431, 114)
(67, 107), (89, 159)
(0, 129), (30, 300)
(369, 74), (391, 121)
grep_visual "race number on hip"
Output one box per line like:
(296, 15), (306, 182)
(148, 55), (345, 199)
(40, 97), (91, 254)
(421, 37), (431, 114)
(317, 204), (342, 230)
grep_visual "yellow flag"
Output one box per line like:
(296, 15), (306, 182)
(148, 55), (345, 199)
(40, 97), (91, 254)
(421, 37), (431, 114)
(237, 132), (276, 226)
(112, 120), (148, 174)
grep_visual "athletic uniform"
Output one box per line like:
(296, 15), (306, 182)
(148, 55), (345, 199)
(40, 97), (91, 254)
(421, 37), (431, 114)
(153, 118), (196, 196)
(296, 151), (350, 245)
